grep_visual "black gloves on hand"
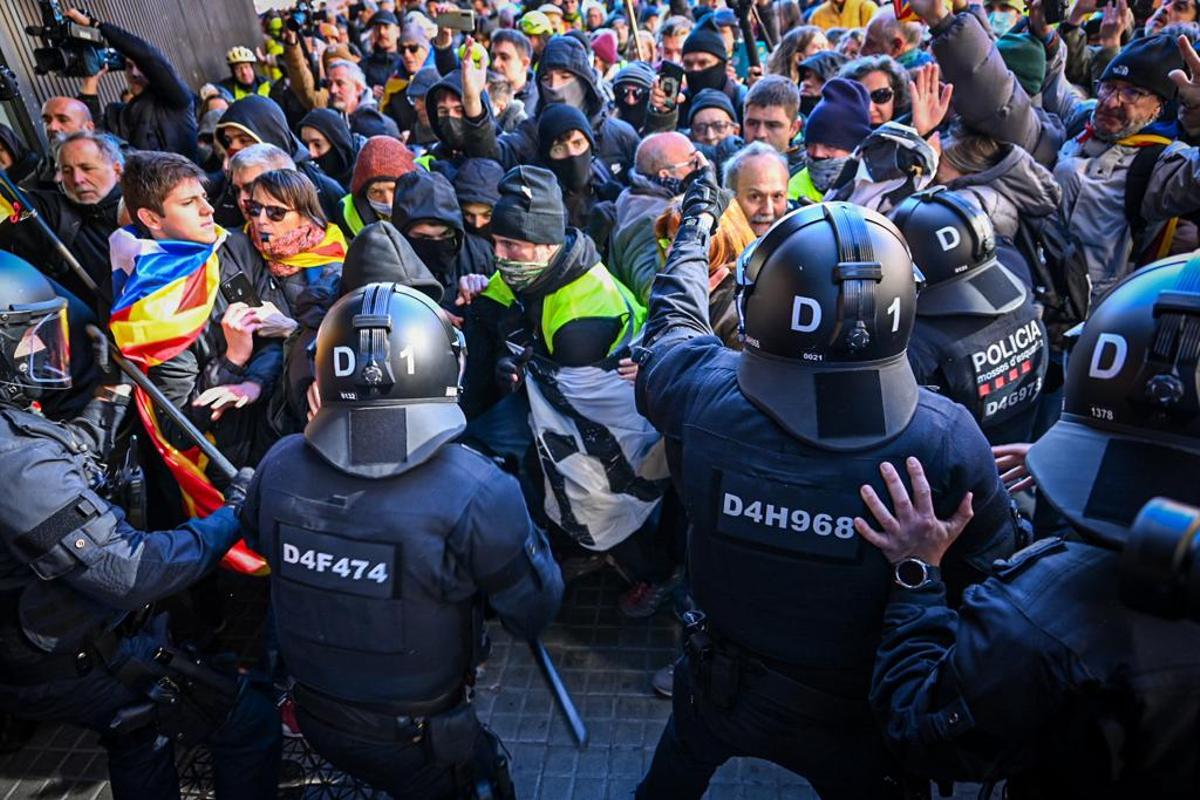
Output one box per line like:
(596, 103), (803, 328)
(223, 467), (255, 509)
(680, 164), (730, 231)
(495, 345), (534, 394)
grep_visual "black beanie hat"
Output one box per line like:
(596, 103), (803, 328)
(492, 166), (567, 245)
(798, 51), (850, 82)
(687, 88), (737, 127)
(537, 104), (595, 158)
(453, 158), (505, 207)
(682, 25), (727, 62)
(1099, 34), (1184, 101)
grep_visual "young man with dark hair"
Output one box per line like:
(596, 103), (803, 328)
(114, 152), (289, 511)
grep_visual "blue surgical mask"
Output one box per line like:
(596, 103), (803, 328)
(988, 10), (1017, 35)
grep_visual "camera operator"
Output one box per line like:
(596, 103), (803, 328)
(62, 7), (198, 162)
(0, 130), (123, 306)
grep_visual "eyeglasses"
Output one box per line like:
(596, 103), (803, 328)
(869, 87), (894, 104)
(401, 44), (424, 54)
(246, 201), (292, 222)
(692, 120), (732, 136)
(1096, 81), (1157, 105)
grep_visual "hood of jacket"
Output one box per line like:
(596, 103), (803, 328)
(390, 169), (466, 244)
(535, 35), (605, 121)
(0, 124), (39, 185)
(340, 220), (444, 302)
(453, 157), (504, 207)
(299, 108), (361, 189)
(615, 171), (675, 228)
(219, 95), (308, 162)
(425, 70), (490, 149)
(945, 142), (1061, 238)
(523, 227), (597, 299)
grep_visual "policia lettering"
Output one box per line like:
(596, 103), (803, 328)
(970, 320), (1045, 420)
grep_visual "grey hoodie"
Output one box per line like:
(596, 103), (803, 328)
(945, 143), (1062, 242)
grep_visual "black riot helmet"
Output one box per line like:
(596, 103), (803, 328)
(306, 282), (466, 478)
(890, 186), (1026, 317)
(734, 201), (919, 451)
(0, 252), (71, 407)
(1027, 256), (1200, 547)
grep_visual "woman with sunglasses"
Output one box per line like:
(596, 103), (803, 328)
(245, 169), (347, 321)
(839, 54), (913, 127)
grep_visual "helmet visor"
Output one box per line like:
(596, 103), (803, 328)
(13, 306), (71, 388)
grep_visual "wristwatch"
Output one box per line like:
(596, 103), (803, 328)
(893, 557), (938, 590)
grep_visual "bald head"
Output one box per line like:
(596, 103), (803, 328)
(41, 96), (93, 144)
(863, 8), (920, 57)
(635, 132), (696, 179)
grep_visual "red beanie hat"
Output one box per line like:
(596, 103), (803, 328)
(350, 136), (416, 197)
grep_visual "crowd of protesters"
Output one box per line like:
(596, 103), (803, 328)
(2, 0), (1200, 794)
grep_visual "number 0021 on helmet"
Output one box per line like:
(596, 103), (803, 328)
(306, 282), (466, 478)
(734, 202), (919, 451)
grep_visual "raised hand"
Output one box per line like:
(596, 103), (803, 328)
(908, 62), (954, 136)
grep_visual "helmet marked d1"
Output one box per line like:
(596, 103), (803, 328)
(0, 252), (71, 407)
(1027, 256), (1200, 547)
(734, 201), (919, 451)
(890, 186), (1026, 318)
(306, 282), (466, 478)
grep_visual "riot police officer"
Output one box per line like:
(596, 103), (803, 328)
(632, 168), (1018, 799)
(0, 252), (281, 799)
(240, 282), (564, 799)
(862, 255), (1200, 797)
(891, 187), (1048, 444)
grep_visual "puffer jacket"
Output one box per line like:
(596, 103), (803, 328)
(462, 36), (640, 184)
(930, 12), (1066, 168)
(944, 143), (1062, 286)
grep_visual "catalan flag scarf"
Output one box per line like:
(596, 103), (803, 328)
(108, 225), (268, 576)
(250, 221), (347, 278)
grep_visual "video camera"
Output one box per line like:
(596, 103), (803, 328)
(286, 0), (317, 36)
(25, 0), (123, 78)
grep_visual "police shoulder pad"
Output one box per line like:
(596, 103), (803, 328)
(992, 536), (1068, 582)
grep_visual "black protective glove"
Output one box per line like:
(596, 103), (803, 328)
(85, 324), (128, 388)
(223, 467), (255, 509)
(680, 164), (730, 231)
(495, 345), (533, 394)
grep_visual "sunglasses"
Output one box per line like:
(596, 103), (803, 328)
(620, 85), (646, 101)
(246, 201), (292, 222)
(401, 44), (424, 54)
(869, 87), (894, 104)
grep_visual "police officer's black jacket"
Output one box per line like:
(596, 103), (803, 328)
(634, 225), (1017, 700)
(0, 185), (122, 309)
(240, 434), (563, 709)
(0, 394), (240, 657)
(92, 22), (197, 161)
(871, 537), (1200, 798)
(908, 297), (1048, 446)
(145, 230), (286, 480)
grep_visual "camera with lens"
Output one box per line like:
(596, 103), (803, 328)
(25, 0), (124, 78)
(286, 0), (317, 35)
(1120, 498), (1200, 622)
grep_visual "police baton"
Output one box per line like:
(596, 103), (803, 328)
(529, 639), (588, 748)
(0, 167), (239, 480)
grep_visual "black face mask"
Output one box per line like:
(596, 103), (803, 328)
(316, 148), (350, 181)
(619, 97), (648, 131)
(686, 63), (727, 95)
(409, 236), (459, 271)
(549, 150), (593, 192)
(438, 115), (466, 150)
(465, 221), (492, 238)
(800, 94), (820, 118)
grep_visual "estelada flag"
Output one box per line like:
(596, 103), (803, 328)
(108, 225), (268, 576)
